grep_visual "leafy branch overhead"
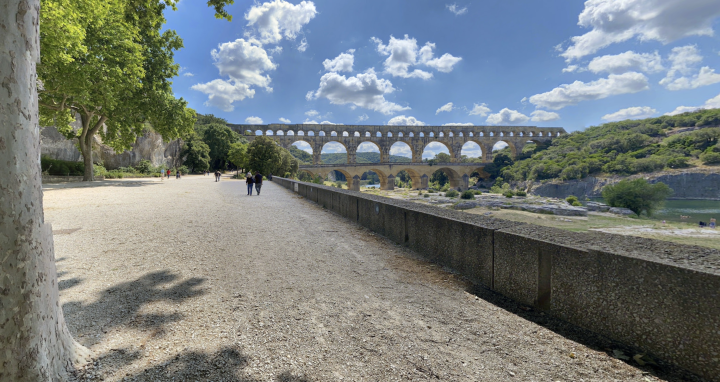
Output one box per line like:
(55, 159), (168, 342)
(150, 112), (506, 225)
(37, 0), (234, 180)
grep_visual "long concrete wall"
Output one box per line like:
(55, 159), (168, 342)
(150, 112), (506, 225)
(271, 177), (720, 381)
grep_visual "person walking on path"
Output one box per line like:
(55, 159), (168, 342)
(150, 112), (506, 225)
(176, 170), (181, 179)
(215, 171), (221, 182)
(246, 172), (254, 195)
(166, 169), (171, 179)
(254, 172), (263, 195)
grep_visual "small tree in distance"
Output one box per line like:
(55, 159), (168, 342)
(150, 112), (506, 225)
(602, 178), (673, 217)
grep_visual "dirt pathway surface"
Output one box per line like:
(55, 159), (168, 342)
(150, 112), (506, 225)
(44, 176), (697, 381)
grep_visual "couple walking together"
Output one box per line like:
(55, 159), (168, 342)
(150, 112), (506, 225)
(246, 172), (263, 195)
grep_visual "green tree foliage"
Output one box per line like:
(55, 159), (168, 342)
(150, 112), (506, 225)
(483, 152), (514, 178)
(202, 124), (240, 170)
(247, 136), (298, 177)
(601, 179), (673, 217)
(289, 145), (313, 164)
(180, 136), (211, 173)
(501, 109), (720, 182)
(227, 142), (248, 171)
(37, 0), (227, 180)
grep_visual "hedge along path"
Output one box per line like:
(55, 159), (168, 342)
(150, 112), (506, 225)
(45, 176), (694, 381)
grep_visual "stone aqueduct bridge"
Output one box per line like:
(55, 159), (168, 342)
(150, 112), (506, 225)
(229, 124), (566, 191)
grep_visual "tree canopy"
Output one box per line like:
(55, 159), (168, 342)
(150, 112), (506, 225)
(601, 178), (673, 217)
(37, 0), (234, 180)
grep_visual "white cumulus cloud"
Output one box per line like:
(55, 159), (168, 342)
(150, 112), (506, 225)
(486, 108), (530, 125)
(183, 72), (194, 77)
(561, 0), (720, 61)
(191, 79), (255, 112)
(468, 103), (491, 116)
(528, 72), (649, 110)
(305, 110), (319, 117)
(446, 3), (468, 16)
(279, 117), (291, 123)
(602, 106), (657, 121)
(530, 110), (561, 122)
(246, 116), (264, 124)
(436, 102), (454, 114)
(357, 114), (369, 122)
(297, 37), (308, 52)
(443, 122), (474, 126)
(371, 35), (461, 79)
(191, 38), (277, 111)
(660, 45), (720, 90)
(588, 51), (664, 74)
(307, 69), (410, 115)
(245, 0), (317, 45)
(387, 115), (425, 126)
(323, 49), (355, 72)
(665, 92), (720, 115)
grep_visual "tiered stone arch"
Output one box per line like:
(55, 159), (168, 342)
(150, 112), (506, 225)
(233, 123), (565, 165)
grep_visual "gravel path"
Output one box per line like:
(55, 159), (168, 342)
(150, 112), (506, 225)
(44, 176), (699, 381)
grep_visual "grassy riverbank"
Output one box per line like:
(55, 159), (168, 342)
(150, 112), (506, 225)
(361, 188), (720, 250)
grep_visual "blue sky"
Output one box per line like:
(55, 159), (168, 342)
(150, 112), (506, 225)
(166, 0), (720, 158)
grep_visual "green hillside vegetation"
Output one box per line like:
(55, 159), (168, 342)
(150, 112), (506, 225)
(501, 108), (720, 182)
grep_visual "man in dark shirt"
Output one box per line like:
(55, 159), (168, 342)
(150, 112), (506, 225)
(254, 172), (263, 195)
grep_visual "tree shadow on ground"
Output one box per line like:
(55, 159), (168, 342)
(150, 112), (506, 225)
(63, 270), (206, 345)
(75, 346), (315, 382)
(466, 284), (708, 382)
(58, 277), (83, 291)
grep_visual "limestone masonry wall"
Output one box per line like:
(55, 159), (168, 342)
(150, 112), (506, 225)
(272, 177), (720, 381)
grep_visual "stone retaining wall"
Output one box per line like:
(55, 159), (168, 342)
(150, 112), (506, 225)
(272, 177), (720, 381)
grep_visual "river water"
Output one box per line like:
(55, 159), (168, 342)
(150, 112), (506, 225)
(591, 198), (720, 223)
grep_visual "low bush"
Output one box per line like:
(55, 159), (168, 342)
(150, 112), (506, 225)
(566, 195), (579, 205)
(445, 189), (459, 197)
(440, 184), (450, 192)
(473, 190), (483, 195)
(515, 190), (527, 196)
(460, 190), (474, 199)
(41, 156), (84, 176)
(571, 201), (582, 207)
(423, 194), (430, 198)
(503, 191), (514, 198)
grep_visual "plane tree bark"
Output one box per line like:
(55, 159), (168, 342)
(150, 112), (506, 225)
(0, 0), (92, 379)
(1, 0), (234, 379)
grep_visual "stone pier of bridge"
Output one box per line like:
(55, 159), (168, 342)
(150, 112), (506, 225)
(229, 123), (565, 165)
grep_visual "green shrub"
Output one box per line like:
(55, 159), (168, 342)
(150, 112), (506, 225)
(515, 190), (527, 196)
(40, 156), (84, 176)
(460, 190), (474, 199)
(135, 160), (154, 174)
(440, 184), (450, 192)
(473, 190), (482, 195)
(700, 150), (720, 164)
(571, 201), (582, 207)
(503, 191), (514, 198)
(489, 185), (502, 194)
(602, 178), (673, 216)
(566, 195), (579, 205)
(93, 164), (108, 177)
(423, 194), (430, 198)
(445, 189), (459, 197)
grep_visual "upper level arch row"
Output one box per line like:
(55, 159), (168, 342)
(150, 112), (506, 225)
(228, 123), (566, 164)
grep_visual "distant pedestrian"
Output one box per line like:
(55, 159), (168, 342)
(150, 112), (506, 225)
(711, 217), (716, 229)
(254, 172), (263, 195)
(268, 173), (273, 181)
(215, 171), (221, 182)
(166, 169), (171, 179)
(176, 170), (180, 179)
(246, 172), (254, 195)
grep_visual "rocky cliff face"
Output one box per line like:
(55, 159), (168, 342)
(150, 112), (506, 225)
(40, 124), (182, 169)
(526, 169), (720, 200)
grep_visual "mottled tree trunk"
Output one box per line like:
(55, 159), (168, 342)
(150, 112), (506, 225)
(0, 0), (92, 380)
(78, 114), (94, 181)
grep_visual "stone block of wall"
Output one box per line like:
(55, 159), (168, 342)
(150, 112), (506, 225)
(585, 248), (720, 379)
